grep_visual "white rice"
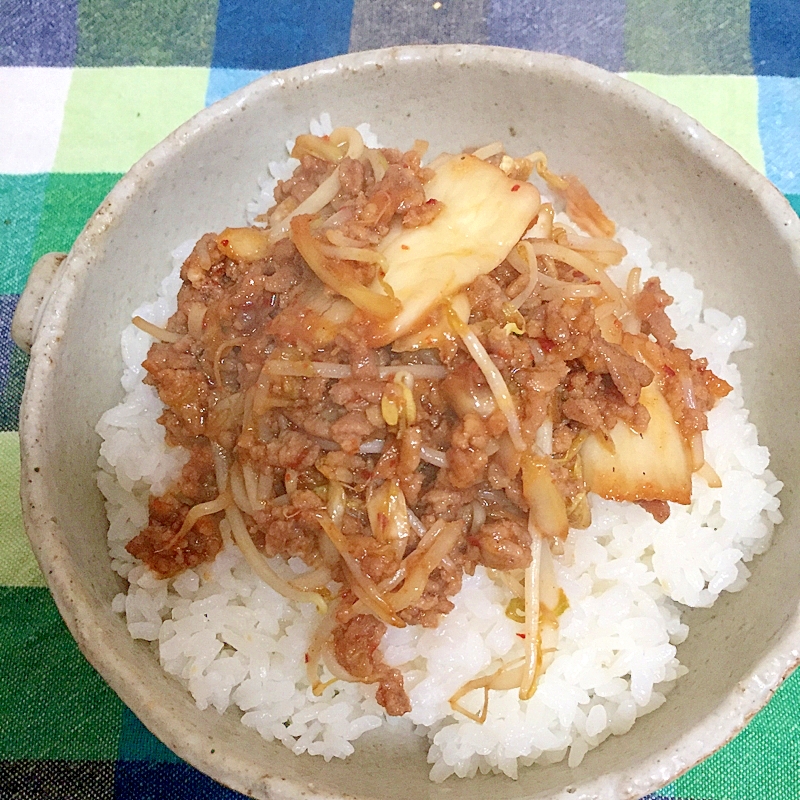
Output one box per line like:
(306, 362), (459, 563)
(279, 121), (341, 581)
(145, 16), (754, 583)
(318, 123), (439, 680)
(96, 127), (782, 781)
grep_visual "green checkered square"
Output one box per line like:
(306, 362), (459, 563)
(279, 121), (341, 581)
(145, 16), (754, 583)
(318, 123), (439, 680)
(0, 347), (28, 433)
(76, 0), (218, 67)
(54, 67), (208, 173)
(0, 433), (43, 588)
(624, 74), (765, 173)
(119, 707), (181, 763)
(31, 173), (123, 269)
(666, 667), (800, 799)
(0, 175), (49, 296)
(0, 586), (123, 759)
(624, 0), (752, 74)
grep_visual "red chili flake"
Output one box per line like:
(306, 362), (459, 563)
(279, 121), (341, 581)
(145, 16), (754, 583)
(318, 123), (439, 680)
(425, 198), (437, 205)
(401, 244), (410, 250)
(511, 184), (520, 192)
(663, 364), (676, 377)
(516, 633), (526, 639)
(304, 653), (309, 663)
(466, 535), (481, 547)
(538, 337), (556, 353)
(220, 239), (229, 247)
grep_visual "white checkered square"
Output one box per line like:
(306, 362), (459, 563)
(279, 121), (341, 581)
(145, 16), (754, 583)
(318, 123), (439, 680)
(0, 67), (72, 174)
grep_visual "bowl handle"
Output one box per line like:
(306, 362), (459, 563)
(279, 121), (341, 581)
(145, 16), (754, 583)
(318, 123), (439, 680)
(12, 252), (68, 354)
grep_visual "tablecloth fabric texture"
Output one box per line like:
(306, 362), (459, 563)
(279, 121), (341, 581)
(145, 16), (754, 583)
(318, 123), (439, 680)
(1, 1), (799, 798)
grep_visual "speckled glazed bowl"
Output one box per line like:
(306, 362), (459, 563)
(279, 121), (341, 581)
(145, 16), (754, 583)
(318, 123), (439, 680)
(15, 45), (800, 800)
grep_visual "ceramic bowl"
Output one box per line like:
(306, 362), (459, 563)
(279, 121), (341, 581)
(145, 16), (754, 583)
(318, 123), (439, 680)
(15, 45), (800, 800)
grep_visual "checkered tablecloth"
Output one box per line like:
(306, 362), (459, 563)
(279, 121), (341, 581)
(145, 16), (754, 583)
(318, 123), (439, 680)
(1, 1), (799, 798)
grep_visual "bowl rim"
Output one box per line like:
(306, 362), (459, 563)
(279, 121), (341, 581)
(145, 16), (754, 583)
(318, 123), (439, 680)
(18, 43), (800, 800)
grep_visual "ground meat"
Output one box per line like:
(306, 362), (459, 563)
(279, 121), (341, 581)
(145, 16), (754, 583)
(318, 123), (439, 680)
(380, 164), (426, 214)
(251, 491), (323, 562)
(398, 531), (473, 628)
(637, 499), (671, 523)
(397, 426), (422, 475)
(346, 533), (402, 583)
(419, 486), (477, 524)
(398, 566), (459, 627)
(467, 274), (513, 324)
(473, 519), (533, 571)
(337, 157), (365, 198)
(315, 450), (371, 485)
(561, 396), (605, 430)
(127, 496), (222, 578)
(447, 413), (490, 488)
(585, 335), (653, 407)
(264, 430), (321, 472)
(333, 615), (410, 716)
(181, 233), (225, 287)
(143, 343), (210, 437)
(328, 378), (386, 408)
(274, 154), (332, 206)
(261, 239), (306, 295)
(635, 335), (732, 439)
(329, 410), (374, 454)
(402, 198), (443, 228)
(635, 278), (676, 345)
(126, 444), (222, 577)
(552, 422), (576, 457)
(357, 163), (428, 230)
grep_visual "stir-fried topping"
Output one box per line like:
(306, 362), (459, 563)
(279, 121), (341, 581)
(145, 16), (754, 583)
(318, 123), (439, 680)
(128, 128), (731, 719)
(371, 154), (540, 344)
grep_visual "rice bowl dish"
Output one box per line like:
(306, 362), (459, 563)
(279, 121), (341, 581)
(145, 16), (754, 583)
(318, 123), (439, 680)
(94, 117), (782, 782)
